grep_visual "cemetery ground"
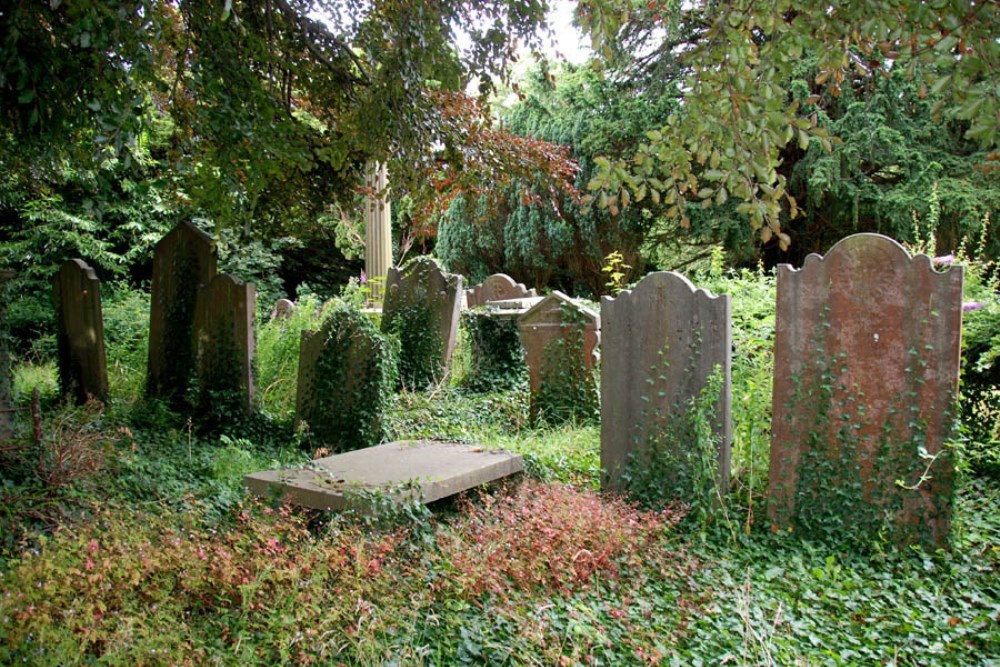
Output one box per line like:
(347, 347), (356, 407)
(1, 267), (998, 666)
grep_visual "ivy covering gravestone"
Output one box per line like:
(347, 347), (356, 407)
(381, 257), (462, 388)
(518, 292), (600, 424)
(769, 233), (963, 548)
(147, 222), (218, 404)
(600, 271), (731, 507)
(465, 273), (537, 308)
(296, 304), (398, 452)
(460, 308), (527, 392)
(52, 259), (109, 404)
(195, 274), (256, 413)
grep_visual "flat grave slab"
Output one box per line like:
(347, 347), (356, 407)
(245, 440), (523, 511)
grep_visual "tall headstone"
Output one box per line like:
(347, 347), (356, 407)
(601, 272), (731, 494)
(296, 307), (397, 451)
(364, 162), (392, 302)
(466, 273), (537, 308)
(0, 269), (15, 443)
(52, 259), (109, 404)
(518, 292), (600, 424)
(196, 274), (256, 412)
(147, 222), (217, 403)
(769, 234), (963, 548)
(381, 257), (463, 388)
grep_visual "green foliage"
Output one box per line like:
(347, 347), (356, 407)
(458, 309), (527, 392)
(532, 304), (600, 426)
(101, 283), (151, 404)
(255, 296), (324, 421)
(299, 302), (398, 453)
(624, 367), (726, 528)
(383, 299), (443, 390)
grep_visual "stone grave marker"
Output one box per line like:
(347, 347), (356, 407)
(518, 291), (600, 423)
(297, 307), (397, 451)
(147, 222), (217, 402)
(52, 259), (109, 404)
(272, 298), (296, 320)
(381, 257), (463, 387)
(466, 273), (537, 308)
(769, 233), (963, 548)
(600, 271), (731, 496)
(196, 274), (256, 412)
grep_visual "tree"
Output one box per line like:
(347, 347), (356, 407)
(578, 0), (999, 251)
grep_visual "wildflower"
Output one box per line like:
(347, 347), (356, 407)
(360, 270), (367, 284)
(963, 302), (985, 312)
(932, 255), (955, 265)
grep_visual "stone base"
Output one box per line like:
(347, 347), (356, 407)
(245, 440), (523, 511)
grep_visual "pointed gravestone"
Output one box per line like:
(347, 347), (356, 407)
(297, 306), (397, 452)
(769, 234), (963, 548)
(147, 222), (217, 403)
(518, 292), (600, 424)
(601, 272), (731, 497)
(52, 259), (109, 404)
(196, 274), (255, 412)
(381, 257), (463, 388)
(466, 273), (537, 308)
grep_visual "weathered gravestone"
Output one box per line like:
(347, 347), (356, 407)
(147, 222), (218, 403)
(518, 292), (600, 424)
(381, 257), (463, 387)
(196, 274), (256, 412)
(52, 259), (108, 404)
(297, 305), (397, 452)
(601, 272), (731, 498)
(769, 234), (963, 548)
(0, 270), (15, 443)
(466, 273), (537, 308)
(272, 298), (296, 320)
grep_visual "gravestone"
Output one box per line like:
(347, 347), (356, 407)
(52, 259), (109, 404)
(601, 272), (731, 496)
(769, 234), (963, 548)
(147, 222), (217, 402)
(0, 270), (15, 443)
(196, 274), (255, 412)
(466, 273), (537, 308)
(272, 298), (296, 320)
(297, 306), (397, 451)
(382, 257), (463, 387)
(518, 292), (600, 423)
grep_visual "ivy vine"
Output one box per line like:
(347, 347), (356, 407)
(460, 309), (526, 392)
(532, 304), (599, 425)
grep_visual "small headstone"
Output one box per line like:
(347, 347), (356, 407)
(147, 222), (217, 403)
(600, 272), (731, 495)
(297, 306), (397, 451)
(382, 257), (463, 387)
(196, 274), (256, 412)
(518, 291), (600, 424)
(466, 273), (537, 308)
(769, 234), (963, 548)
(245, 440), (524, 512)
(52, 259), (109, 404)
(272, 298), (296, 320)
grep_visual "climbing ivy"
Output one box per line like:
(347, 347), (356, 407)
(459, 309), (526, 392)
(300, 303), (398, 453)
(532, 304), (599, 425)
(383, 300), (444, 389)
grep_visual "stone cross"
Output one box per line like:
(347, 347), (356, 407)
(600, 271), (731, 494)
(768, 233), (963, 548)
(147, 222), (218, 403)
(53, 259), (109, 404)
(517, 291), (600, 423)
(382, 257), (463, 387)
(466, 273), (537, 308)
(196, 274), (256, 412)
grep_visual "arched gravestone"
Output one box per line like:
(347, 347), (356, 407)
(466, 273), (537, 308)
(600, 272), (731, 495)
(381, 257), (463, 387)
(196, 274), (255, 412)
(518, 292), (600, 424)
(769, 234), (963, 548)
(53, 259), (108, 404)
(147, 222), (218, 403)
(272, 298), (296, 320)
